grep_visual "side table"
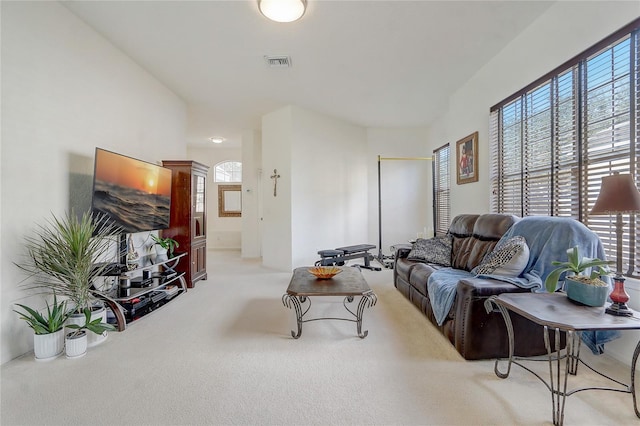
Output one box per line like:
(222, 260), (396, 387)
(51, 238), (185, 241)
(485, 293), (640, 426)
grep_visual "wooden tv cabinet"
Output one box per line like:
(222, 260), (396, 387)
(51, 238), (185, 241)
(162, 160), (209, 288)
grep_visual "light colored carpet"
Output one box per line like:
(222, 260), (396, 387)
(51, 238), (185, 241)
(1, 250), (638, 425)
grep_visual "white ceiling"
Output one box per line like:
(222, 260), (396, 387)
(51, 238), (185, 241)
(62, 0), (555, 148)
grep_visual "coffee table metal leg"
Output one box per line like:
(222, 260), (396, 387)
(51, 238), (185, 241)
(282, 294), (310, 339)
(342, 291), (377, 338)
(284, 291), (376, 339)
(356, 292), (377, 338)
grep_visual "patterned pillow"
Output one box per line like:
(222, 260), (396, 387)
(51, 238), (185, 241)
(472, 236), (529, 277)
(407, 236), (452, 266)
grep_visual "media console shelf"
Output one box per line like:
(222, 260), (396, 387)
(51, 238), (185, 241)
(99, 253), (188, 331)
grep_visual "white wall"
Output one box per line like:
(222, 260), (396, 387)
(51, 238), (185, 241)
(187, 146), (242, 250)
(241, 130), (262, 259)
(260, 116), (430, 270)
(1, 1), (187, 364)
(261, 107), (293, 270)
(426, 2), (640, 365)
(367, 127), (431, 257)
(261, 106), (368, 270)
(290, 106), (368, 268)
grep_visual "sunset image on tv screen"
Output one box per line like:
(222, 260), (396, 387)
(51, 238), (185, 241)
(92, 148), (172, 233)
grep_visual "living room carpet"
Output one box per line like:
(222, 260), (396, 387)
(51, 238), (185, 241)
(1, 250), (638, 425)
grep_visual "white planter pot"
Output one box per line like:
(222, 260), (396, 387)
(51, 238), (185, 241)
(65, 331), (87, 359)
(66, 305), (108, 347)
(155, 246), (168, 262)
(33, 329), (64, 361)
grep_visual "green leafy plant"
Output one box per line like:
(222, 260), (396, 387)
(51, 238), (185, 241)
(13, 293), (69, 335)
(66, 308), (116, 338)
(544, 245), (613, 293)
(150, 234), (179, 257)
(16, 211), (122, 314)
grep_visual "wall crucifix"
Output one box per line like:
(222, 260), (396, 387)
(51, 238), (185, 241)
(270, 169), (281, 197)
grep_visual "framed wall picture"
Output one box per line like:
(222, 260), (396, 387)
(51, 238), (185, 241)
(456, 131), (478, 185)
(218, 184), (242, 217)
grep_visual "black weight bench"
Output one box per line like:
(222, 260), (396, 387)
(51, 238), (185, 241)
(316, 244), (381, 271)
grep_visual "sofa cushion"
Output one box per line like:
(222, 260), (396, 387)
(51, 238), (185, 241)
(450, 214), (519, 271)
(409, 263), (439, 297)
(407, 236), (452, 266)
(472, 236), (529, 277)
(395, 258), (417, 283)
(449, 215), (479, 270)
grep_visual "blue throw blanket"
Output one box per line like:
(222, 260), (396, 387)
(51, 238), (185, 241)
(499, 216), (618, 354)
(427, 216), (619, 353)
(485, 216), (611, 293)
(427, 268), (475, 326)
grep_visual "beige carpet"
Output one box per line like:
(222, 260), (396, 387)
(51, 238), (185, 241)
(1, 250), (638, 425)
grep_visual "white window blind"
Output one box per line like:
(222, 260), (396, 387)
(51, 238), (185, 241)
(433, 143), (450, 236)
(490, 20), (640, 277)
(583, 34), (637, 276)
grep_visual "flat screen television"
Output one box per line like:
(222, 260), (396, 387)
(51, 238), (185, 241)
(91, 148), (172, 234)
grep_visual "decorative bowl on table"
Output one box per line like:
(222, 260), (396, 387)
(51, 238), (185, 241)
(308, 266), (342, 279)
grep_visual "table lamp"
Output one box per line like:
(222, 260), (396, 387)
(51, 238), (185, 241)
(590, 173), (640, 316)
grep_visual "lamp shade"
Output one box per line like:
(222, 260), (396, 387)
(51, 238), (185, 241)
(259, 0), (306, 23)
(590, 173), (640, 214)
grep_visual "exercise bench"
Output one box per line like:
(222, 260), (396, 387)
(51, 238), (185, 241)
(316, 244), (381, 271)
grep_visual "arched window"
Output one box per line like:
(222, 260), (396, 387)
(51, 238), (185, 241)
(214, 161), (242, 183)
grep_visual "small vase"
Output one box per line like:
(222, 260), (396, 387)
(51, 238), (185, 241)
(609, 276), (630, 305)
(65, 331), (87, 359)
(33, 329), (64, 361)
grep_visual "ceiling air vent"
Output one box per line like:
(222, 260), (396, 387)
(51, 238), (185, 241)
(265, 55), (292, 68)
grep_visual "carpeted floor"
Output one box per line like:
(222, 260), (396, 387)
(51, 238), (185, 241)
(1, 250), (638, 425)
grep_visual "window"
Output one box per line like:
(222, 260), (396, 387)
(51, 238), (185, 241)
(490, 19), (640, 276)
(433, 143), (451, 236)
(214, 161), (242, 183)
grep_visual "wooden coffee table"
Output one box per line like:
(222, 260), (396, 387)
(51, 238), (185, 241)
(486, 293), (640, 426)
(282, 267), (377, 339)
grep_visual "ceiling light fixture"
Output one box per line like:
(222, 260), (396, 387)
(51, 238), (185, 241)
(209, 137), (225, 144)
(258, 0), (306, 23)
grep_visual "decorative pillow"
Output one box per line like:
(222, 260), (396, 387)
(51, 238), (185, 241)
(407, 236), (452, 266)
(472, 235), (530, 277)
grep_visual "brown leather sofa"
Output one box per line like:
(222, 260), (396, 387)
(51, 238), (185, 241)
(394, 213), (559, 360)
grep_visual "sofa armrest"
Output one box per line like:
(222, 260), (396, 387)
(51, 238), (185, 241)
(393, 243), (412, 260)
(458, 277), (528, 298)
(453, 278), (548, 359)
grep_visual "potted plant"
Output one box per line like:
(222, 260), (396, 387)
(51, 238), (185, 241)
(16, 210), (121, 347)
(13, 293), (69, 361)
(544, 245), (613, 306)
(150, 234), (179, 259)
(65, 308), (116, 359)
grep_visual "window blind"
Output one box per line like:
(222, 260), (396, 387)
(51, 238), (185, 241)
(583, 33), (637, 275)
(433, 143), (450, 236)
(490, 20), (640, 277)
